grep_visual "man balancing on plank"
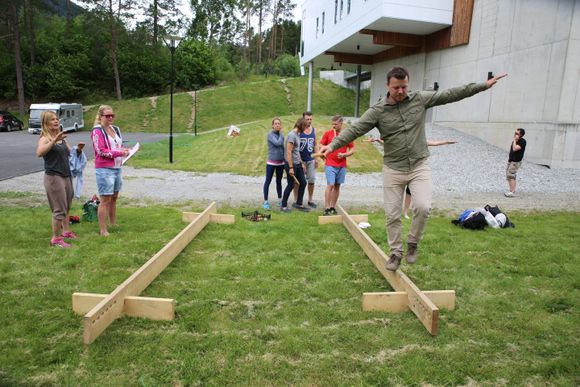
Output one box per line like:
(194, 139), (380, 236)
(319, 66), (507, 271)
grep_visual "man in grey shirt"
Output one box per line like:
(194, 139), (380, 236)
(320, 66), (507, 271)
(281, 118), (309, 212)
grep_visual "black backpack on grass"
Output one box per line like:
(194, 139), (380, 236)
(453, 212), (487, 230)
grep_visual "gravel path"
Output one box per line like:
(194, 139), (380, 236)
(1, 125), (578, 212)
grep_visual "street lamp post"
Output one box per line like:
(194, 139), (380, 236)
(164, 35), (182, 163)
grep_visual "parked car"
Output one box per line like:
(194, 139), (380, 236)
(0, 111), (24, 132)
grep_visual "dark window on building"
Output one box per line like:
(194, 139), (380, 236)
(322, 12), (325, 34)
(334, 0), (338, 24)
(316, 17), (319, 38)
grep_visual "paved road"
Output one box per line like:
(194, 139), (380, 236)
(0, 130), (167, 181)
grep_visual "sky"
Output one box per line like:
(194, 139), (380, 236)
(72, 0), (302, 33)
(176, 0), (303, 26)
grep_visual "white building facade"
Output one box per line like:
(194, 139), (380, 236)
(300, 0), (580, 168)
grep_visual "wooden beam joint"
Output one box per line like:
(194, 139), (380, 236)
(73, 293), (175, 320)
(362, 291), (455, 313)
(320, 206), (457, 336)
(75, 202), (233, 344)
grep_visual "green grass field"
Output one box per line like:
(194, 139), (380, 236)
(4, 75), (578, 385)
(0, 196), (578, 385)
(128, 116), (384, 175)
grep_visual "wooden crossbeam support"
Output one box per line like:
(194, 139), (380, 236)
(334, 205), (443, 335)
(362, 291), (455, 313)
(73, 293), (175, 320)
(81, 202), (219, 344)
(317, 214), (368, 225)
(182, 212), (235, 224)
(360, 29), (423, 47)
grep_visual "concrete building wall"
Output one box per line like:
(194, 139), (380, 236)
(368, 0), (580, 168)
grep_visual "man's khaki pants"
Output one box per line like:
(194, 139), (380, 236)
(382, 160), (432, 256)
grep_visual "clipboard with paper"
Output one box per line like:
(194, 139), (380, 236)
(122, 142), (140, 165)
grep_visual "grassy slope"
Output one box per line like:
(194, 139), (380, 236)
(83, 77), (371, 134)
(0, 200), (577, 385)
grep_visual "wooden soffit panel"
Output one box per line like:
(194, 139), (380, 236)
(360, 29), (424, 47)
(373, 46), (423, 63)
(325, 51), (374, 65)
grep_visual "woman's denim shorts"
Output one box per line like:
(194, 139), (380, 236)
(96, 167), (122, 196)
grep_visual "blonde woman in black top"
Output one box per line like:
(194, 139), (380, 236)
(36, 111), (75, 248)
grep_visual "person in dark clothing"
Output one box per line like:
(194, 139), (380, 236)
(505, 128), (526, 197)
(281, 118), (310, 212)
(36, 111), (75, 248)
(263, 117), (285, 210)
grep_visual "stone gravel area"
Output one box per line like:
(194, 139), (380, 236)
(1, 125), (578, 212)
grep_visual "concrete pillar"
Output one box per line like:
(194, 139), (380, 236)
(307, 62), (313, 112)
(355, 65), (362, 118)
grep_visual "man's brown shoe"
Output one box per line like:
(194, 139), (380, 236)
(406, 242), (418, 264)
(386, 253), (402, 271)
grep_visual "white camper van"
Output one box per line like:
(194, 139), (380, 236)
(28, 103), (84, 134)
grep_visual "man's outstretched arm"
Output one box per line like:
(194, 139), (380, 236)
(487, 73), (508, 88)
(423, 73), (508, 108)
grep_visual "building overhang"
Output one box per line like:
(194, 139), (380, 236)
(300, 0), (474, 72)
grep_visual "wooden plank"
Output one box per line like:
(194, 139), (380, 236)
(362, 290), (455, 312)
(363, 291), (409, 313)
(421, 290), (455, 311)
(82, 202), (217, 344)
(425, 0), (474, 51)
(182, 212), (235, 224)
(397, 270), (440, 335)
(450, 0), (474, 46)
(318, 215), (343, 224)
(336, 205), (440, 335)
(73, 293), (175, 320)
(318, 214), (368, 225)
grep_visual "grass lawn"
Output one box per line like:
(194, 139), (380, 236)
(80, 76), (370, 135)
(0, 197), (578, 385)
(129, 116), (384, 175)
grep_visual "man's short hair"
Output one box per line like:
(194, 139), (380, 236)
(331, 115), (343, 122)
(387, 66), (409, 84)
(302, 111), (313, 117)
(517, 128), (525, 136)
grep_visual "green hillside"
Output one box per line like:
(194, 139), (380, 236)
(85, 76), (371, 134)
